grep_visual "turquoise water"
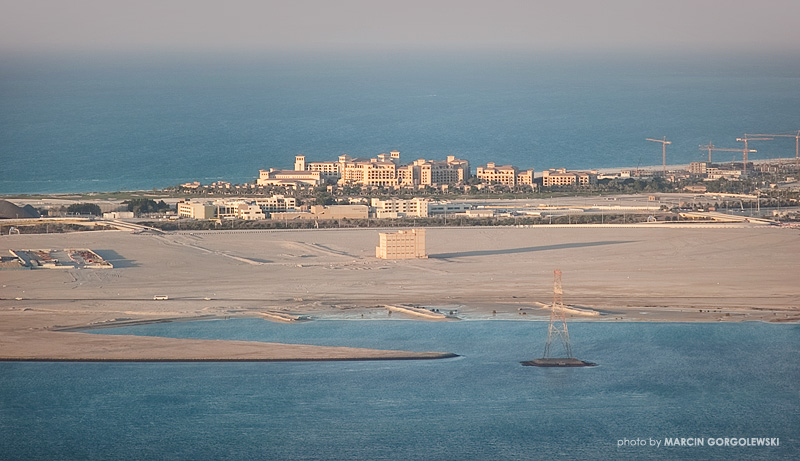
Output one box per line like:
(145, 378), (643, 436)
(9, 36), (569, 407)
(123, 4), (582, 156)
(2, 320), (798, 459)
(2, 51), (800, 194)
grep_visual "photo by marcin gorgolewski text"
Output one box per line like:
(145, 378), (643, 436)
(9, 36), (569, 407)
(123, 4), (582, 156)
(618, 437), (780, 449)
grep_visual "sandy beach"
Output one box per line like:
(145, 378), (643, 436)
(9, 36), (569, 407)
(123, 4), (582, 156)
(1, 223), (798, 360)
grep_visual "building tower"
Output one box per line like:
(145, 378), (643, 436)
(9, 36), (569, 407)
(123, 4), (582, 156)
(543, 269), (573, 359)
(294, 155), (306, 171)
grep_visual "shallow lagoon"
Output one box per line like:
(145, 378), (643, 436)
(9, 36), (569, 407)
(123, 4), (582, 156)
(2, 320), (798, 459)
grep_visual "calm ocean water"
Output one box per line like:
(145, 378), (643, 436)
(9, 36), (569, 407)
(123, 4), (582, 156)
(1, 320), (798, 460)
(2, 51), (800, 194)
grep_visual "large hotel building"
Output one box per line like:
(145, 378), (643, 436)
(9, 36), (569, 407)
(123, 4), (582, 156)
(260, 151), (471, 188)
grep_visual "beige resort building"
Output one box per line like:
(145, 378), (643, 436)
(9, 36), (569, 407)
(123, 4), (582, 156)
(541, 168), (597, 187)
(475, 162), (535, 187)
(177, 195), (298, 220)
(283, 152), (470, 188)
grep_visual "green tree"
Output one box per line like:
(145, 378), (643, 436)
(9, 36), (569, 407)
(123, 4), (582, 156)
(124, 198), (171, 216)
(67, 203), (102, 216)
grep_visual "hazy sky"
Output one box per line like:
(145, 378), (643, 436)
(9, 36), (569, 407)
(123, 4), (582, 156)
(2, 0), (799, 54)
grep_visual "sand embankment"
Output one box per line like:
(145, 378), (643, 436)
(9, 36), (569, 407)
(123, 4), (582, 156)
(385, 304), (452, 320)
(0, 311), (455, 362)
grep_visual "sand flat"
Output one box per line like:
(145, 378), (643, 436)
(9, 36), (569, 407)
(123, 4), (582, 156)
(1, 224), (798, 360)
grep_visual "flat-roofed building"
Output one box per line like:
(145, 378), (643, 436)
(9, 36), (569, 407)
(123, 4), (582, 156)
(541, 168), (597, 187)
(177, 200), (216, 219)
(284, 151), (468, 188)
(339, 158), (398, 187)
(476, 162), (518, 186)
(236, 204), (266, 220)
(428, 201), (472, 215)
(371, 197), (430, 218)
(213, 200), (266, 220)
(575, 171), (595, 185)
(706, 168), (742, 180)
(420, 161), (458, 185)
(271, 204), (369, 221)
(258, 168), (323, 187)
(376, 228), (427, 259)
(397, 163), (418, 186)
(689, 162), (710, 175)
(444, 155), (470, 182)
(394, 156), (470, 187)
(517, 169), (535, 187)
(254, 195), (297, 213)
(179, 197), (295, 220)
(295, 155), (342, 181)
(103, 211), (135, 219)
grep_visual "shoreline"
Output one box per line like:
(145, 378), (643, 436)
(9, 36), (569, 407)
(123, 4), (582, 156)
(2, 156), (798, 198)
(0, 355), (460, 363)
(2, 309), (795, 363)
(1, 308), (795, 363)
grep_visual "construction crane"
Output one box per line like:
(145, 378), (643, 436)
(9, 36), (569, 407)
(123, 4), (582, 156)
(646, 136), (671, 175)
(736, 135), (773, 175)
(746, 130), (800, 167)
(699, 142), (756, 164)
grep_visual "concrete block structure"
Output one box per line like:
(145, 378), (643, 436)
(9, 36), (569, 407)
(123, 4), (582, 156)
(376, 228), (427, 259)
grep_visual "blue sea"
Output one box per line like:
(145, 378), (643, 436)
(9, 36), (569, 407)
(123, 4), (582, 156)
(1, 320), (798, 460)
(2, 51), (800, 194)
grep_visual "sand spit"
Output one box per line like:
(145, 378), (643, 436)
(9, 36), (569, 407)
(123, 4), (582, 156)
(0, 311), (456, 362)
(1, 331), (457, 362)
(1, 224), (798, 361)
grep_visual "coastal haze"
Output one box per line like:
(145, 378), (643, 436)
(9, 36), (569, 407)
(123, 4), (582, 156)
(2, 2), (800, 194)
(3, 53), (799, 194)
(2, 1), (800, 460)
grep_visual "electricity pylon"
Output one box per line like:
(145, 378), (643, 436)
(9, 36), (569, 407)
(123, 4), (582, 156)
(543, 269), (573, 359)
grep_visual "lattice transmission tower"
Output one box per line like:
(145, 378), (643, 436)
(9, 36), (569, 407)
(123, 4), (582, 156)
(543, 269), (573, 359)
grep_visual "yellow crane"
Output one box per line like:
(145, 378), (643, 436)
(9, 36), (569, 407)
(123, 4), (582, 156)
(646, 136), (671, 175)
(736, 135), (773, 175)
(746, 130), (800, 167)
(699, 142), (756, 164)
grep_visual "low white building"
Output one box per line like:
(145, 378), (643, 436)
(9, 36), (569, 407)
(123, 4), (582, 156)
(213, 200), (266, 220)
(178, 195), (297, 220)
(103, 211), (135, 219)
(254, 195), (298, 213)
(428, 201), (472, 215)
(257, 168), (323, 187)
(371, 197), (431, 218)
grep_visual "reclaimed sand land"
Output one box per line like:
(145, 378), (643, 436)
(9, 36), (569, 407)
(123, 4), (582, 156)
(1, 225), (799, 360)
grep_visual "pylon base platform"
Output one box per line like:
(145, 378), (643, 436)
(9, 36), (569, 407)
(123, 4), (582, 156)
(521, 358), (596, 367)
